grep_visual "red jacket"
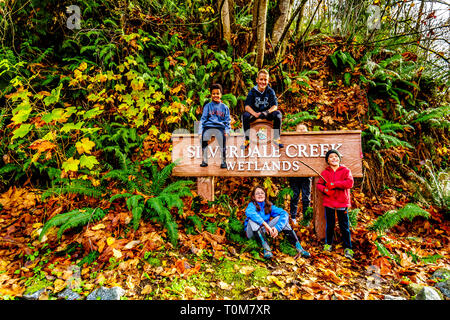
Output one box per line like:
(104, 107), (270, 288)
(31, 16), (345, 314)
(316, 165), (354, 208)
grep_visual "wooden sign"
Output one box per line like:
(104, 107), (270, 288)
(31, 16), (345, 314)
(172, 129), (363, 178)
(171, 122), (362, 240)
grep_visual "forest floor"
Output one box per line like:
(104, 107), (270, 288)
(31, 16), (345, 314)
(0, 184), (448, 300)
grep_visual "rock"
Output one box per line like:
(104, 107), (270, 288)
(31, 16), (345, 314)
(431, 268), (450, 281)
(57, 288), (81, 300)
(384, 295), (407, 300)
(23, 288), (46, 300)
(86, 286), (125, 300)
(406, 283), (424, 296)
(415, 286), (442, 300)
(435, 279), (450, 299)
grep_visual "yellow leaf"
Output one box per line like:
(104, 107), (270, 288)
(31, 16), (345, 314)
(107, 237), (115, 246)
(267, 275), (285, 288)
(53, 279), (66, 293)
(170, 84), (183, 95)
(159, 132), (171, 142)
(149, 125), (159, 136)
(78, 62), (88, 72)
(62, 157), (80, 172)
(91, 223), (106, 231)
(76, 137), (95, 154)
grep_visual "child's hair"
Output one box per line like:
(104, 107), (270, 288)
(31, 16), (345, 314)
(257, 69), (269, 78)
(250, 185), (272, 214)
(325, 149), (342, 163)
(210, 83), (223, 94)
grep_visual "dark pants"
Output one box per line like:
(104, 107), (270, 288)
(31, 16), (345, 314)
(289, 177), (312, 219)
(242, 110), (282, 141)
(201, 127), (226, 161)
(324, 207), (352, 249)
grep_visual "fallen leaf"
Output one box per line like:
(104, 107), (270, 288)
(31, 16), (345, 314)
(218, 281), (233, 290)
(124, 240), (141, 250)
(107, 237), (115, 246)
(267, 275), (285, 288)
(239, 266), (255, 276)
(53, 279), (66, 293)
(112, 248), (122, 259)
(91, 223), (106, 231)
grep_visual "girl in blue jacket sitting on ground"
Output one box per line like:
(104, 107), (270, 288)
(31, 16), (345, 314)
(244, 185), (310, 259)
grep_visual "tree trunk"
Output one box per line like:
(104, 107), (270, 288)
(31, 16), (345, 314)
(220, 0), (232, 43)
(271, 0), (292, 48)
(255, 0), (268, 68)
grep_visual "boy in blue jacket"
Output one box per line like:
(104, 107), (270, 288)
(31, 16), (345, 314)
(198, 83), (231, 168)
(244, 185), (310, 259)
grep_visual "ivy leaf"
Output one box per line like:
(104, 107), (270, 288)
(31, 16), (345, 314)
(62, 157), (80, 172)
(76, 137), (95, 154)
(79, 154), (99, 169)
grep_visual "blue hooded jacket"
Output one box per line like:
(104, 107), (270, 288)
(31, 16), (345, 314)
(198, 101), (231, 135)
(244, 201), (288, 232)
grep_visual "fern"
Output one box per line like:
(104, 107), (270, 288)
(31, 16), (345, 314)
(40, 208), (106, 240)
(362, 117), (413, 153)
(374, 240), (398, 262)
(411, 105), (450, 129)
(187, 215), (203, 233)
(283, 111), (316, 130)
(109, 193), (133, 203)
(105, 156), (193, 245)
(275, 187), (293, 208)
(407, 160), (449, 212)
(369, 203), (430, 233)
(42, 179), (104, 200)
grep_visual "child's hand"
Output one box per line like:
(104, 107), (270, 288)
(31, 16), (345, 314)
(269, 227), (278, 238)
(324, 188), (335, 196)
(326, 182), (335, 189)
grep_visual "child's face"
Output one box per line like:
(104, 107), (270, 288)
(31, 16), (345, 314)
(327, 153), (340, 167)
(211, 89), (222, 103)
(256, 73), (269, 91)
(253, 188), (266, 202)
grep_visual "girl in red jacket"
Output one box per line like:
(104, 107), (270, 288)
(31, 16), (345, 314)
(316, 149), (354, 259)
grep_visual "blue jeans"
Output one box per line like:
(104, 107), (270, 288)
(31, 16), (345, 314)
(325, 207), (352, 249)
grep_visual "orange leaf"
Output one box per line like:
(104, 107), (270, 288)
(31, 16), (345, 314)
(29, 140), (57, 153)
(175, 259), (185, 274)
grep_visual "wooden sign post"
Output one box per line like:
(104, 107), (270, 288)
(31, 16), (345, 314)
(171, 121), (362, 240)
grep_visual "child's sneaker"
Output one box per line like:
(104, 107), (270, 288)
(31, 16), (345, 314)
(295, 242), (310, 258)
(241, 140), (250, 150)
(263, 249), (273, 259)
(200, 161), (208, 167)
(220, 161), (227, 169)
(344, 248), (354, 259)
(273, 138), (284, 148)
(323, 244), (332, 252)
